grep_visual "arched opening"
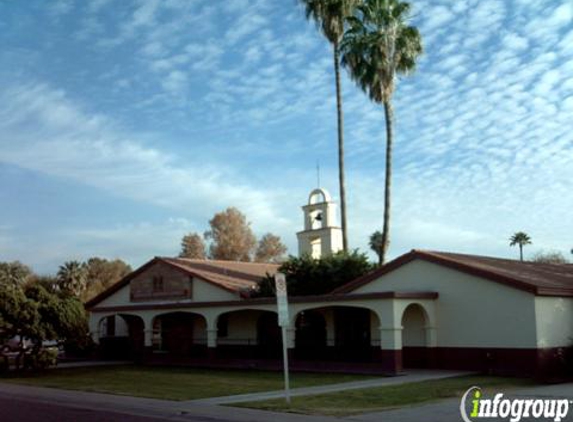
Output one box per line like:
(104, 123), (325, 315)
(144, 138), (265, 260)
(257, 311), (281, 359)
(295, 310), (326, 360)
(402, 303), (429, 368)
(152, 312), (206, 357)
(308, 188), (330, 205)
(214, 309), (278, 359)
(98, 314), (144, 360)
(295, 306), (380, 362)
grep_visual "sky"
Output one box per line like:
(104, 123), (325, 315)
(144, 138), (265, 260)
(0, 0), (572, 274)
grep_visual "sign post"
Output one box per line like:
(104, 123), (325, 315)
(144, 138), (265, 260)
(275, 272), (291, 404)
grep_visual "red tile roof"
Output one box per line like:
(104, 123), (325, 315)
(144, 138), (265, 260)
(86, 257), (279, 308)
(334, 250), (573, 296)
(161, 258), (279, 293)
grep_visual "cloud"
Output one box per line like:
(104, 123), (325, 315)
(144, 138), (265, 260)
(0, 82), (295, 231)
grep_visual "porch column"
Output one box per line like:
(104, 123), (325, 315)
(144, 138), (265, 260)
(144, 329), (153, 347)
(379, 325), (403, 374)
(90, 330), (100, 345)
(207, 329), (218, 348)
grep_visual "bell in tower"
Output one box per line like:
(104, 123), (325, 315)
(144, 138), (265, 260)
(296, 188), (343, 259)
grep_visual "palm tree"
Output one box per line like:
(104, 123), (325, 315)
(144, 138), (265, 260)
(57, 260), (87, 296)
(340, 0), (422, 264)
(369, 230), (384, 265)
(509, 232), (532, 262)
(300, 0), (359, 252)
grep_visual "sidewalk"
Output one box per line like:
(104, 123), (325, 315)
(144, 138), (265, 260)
(55, 360), (131, 369)
(188, 369), (474, 404)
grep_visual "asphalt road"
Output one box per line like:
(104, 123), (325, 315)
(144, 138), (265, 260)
(0, 397), (179, 422)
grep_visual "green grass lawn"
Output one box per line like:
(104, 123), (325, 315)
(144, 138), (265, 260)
(233, 375), (536, 416)
(0, 365), (377, 401)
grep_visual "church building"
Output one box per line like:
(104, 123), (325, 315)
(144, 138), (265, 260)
(86, 188), (573, 378)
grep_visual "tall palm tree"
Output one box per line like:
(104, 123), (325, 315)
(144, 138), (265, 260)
(509, 232), (532, 262)
(300, 0), (359, 252)
(340, 0), (422, 264)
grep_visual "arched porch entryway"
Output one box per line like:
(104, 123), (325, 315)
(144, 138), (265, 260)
(152, 311), (207, 357)
(293, 306), (381, 362)
(402, 303), (431, 368)
(98, 313), (144, 360)
(215, 309), (280, 359)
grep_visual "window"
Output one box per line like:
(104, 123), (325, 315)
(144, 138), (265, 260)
(152, 276), (164, 293)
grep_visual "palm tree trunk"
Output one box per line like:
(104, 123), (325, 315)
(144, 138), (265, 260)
(380, 100), (394, 265)
(519, 244), (523, 261)
(334, 41), (348, 252)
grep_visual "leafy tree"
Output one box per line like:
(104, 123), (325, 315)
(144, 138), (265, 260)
(0, 282), (90, 370)
(204, 207), (257, 261)
(57, 261), (87, 297)
(0, 284), (37, 346)
(531, 250), (569, 264)
(369, 230), (384, 265)
(0, 261), (33, 286)
(300, 0), (359, 252)
(341, 0), (422, 264)
(179, 233), (206, 259)
(255, 250), (374, 297)
(28, 275), (59, 294)
(509, 231), (532, 261)
(82, 258), (131, 301)
(255, 233), (288, 263)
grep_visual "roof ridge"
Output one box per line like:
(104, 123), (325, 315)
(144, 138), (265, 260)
(167, 257), (280, 267)
(419, 250), (572, 266)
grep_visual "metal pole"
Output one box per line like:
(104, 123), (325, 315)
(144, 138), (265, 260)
(281, 326), (291, 404)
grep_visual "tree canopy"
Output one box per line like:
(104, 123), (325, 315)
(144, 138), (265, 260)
(179, 233), (206, 259)
(531, 250), (569, 264)
(0, 261), (33, 287)
(0, 281), (90, 369)
(509, 231), (532, 261)
(204, 207), (258, 261)
(255, 233), (287, 263)
(254, 250), (374, 297)
(83, 257), (132, 301)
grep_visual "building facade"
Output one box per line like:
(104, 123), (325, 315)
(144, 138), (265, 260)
(86, 189), (573, 377)
(87, 250), (573, 377)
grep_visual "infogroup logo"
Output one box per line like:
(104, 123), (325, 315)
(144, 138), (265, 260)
(460, 386), (570, 422)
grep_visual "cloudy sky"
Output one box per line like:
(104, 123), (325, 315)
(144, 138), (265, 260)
(0, 0), (571, 273)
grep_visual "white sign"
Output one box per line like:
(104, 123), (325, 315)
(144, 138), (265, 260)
(274, 273), (289, 327)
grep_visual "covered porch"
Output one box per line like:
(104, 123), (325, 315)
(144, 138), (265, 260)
(89, 292), (438, 374)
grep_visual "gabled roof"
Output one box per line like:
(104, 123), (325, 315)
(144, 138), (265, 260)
(86, 257), (279, 309)
(334, 250), (573, 297)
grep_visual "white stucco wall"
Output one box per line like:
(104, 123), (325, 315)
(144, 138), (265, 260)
(192, 278), (238, 302)
(535, 297), (573, 348)
(97, 284), (131, 308)
(353, 260), (538, 348)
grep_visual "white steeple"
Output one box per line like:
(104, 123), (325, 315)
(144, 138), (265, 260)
(296, 188), (343, 259)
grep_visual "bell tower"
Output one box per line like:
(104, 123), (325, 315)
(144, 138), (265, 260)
(296, 188), (343, 259)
